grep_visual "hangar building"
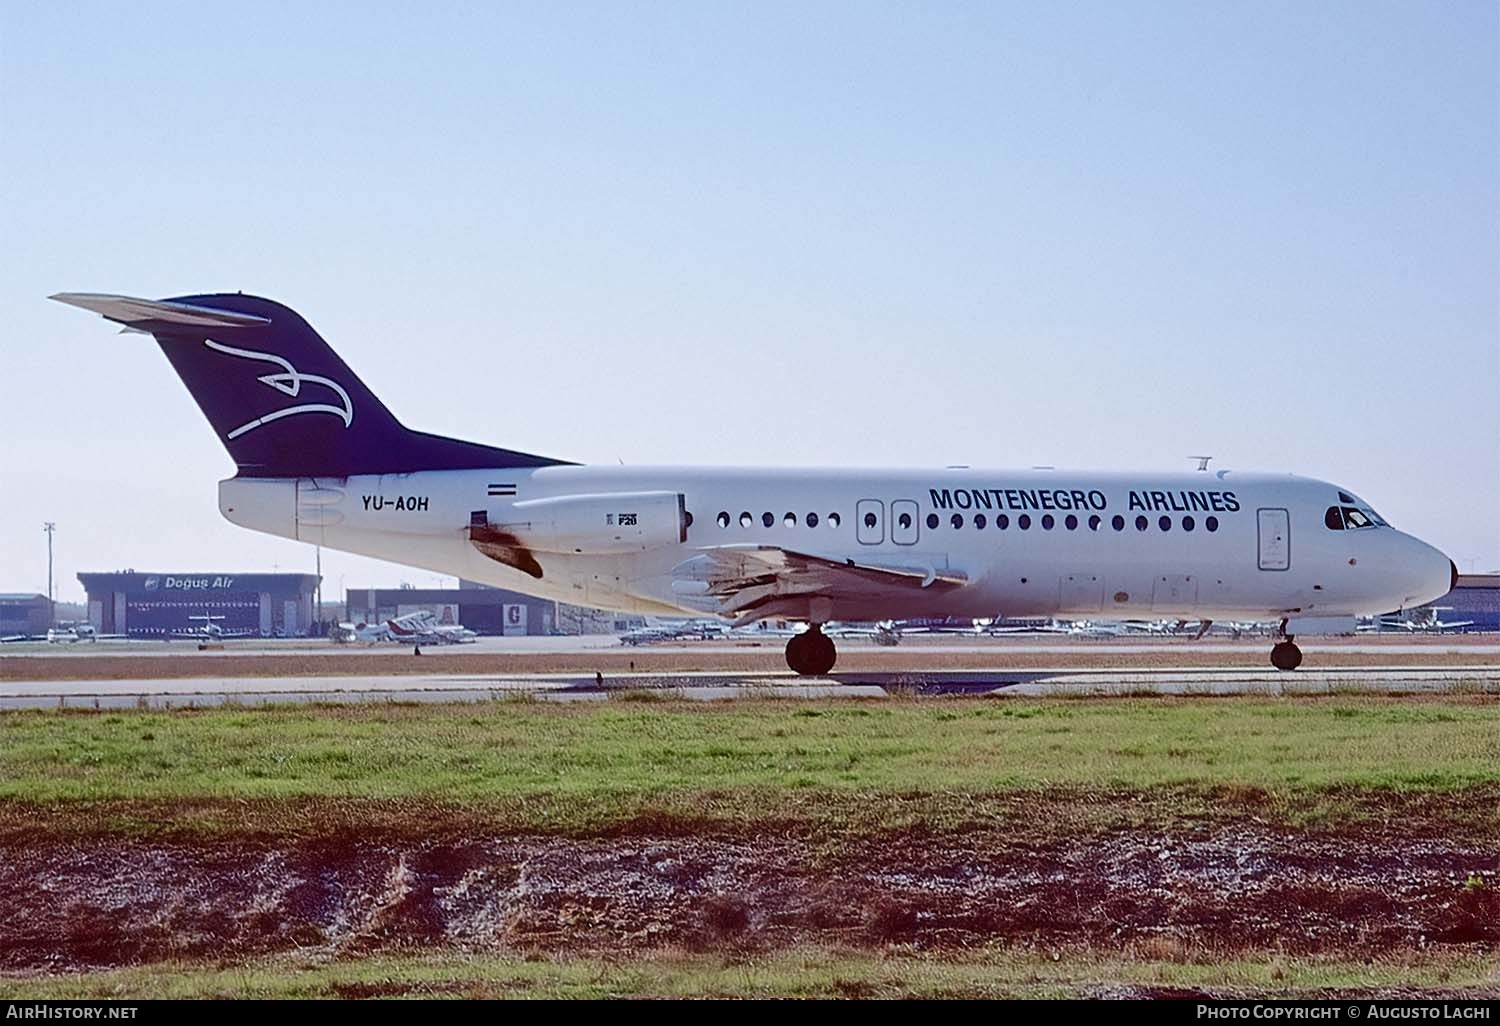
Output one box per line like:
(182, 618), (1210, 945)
(78, 572), (321, 638)
(1432, 574), (1500, 631)
(346, 582), (556, 636)
(0, 594), (51, 637)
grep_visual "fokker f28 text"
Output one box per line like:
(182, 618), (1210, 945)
(53, 292), (1456, 674)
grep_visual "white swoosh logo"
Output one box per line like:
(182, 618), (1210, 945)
(204, 338), (355, 439)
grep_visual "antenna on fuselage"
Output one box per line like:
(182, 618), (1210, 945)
(1190, 456), (1213, 472)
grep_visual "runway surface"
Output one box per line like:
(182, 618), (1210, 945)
(5, 665), (1497, 709)
(7, 636), (1498, 658)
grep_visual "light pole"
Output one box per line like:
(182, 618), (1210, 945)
(42, 522), (55, 627)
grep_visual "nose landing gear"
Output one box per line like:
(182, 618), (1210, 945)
(1270, 636), (1302, 671)
(785, 625), (837, 676)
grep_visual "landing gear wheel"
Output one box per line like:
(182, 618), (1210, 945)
(1270, 640), (1302, 672)
(785, 628), (837, 676)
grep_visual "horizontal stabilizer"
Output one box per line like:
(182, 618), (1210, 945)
(50, 293), (271, 330)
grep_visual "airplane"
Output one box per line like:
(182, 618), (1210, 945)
(51, 292), (1457, 674)
(168, 614), (256, 642)
(329, 621), (394, 644)
(823, 620), (907, 645)
(1369, 607), (1475, 634)
(618, 624), (682, 646)
(1061, 620), (1130, 638)
(620, 618), (732, 645)
(383, 610), (477, 645)
(4, 624), (124, 644)
(45, 624), (96, 643)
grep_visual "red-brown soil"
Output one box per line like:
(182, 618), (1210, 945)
(3, 814), (1496, 973)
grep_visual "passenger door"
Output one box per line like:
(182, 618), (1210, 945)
(1257, 508), (1291, 571)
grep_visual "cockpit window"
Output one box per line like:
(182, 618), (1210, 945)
(1326, 505), (1381, 530)
(1327, 486), (1390, 530)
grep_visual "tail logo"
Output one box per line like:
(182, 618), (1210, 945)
(204, 338), (355, 440)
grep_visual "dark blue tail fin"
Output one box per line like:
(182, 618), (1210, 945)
(52, 292), (569, 477)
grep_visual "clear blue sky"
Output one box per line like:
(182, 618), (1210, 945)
(2, 1), (1496, 601)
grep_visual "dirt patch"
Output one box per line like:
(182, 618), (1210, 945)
(2, 823), (1496, 973)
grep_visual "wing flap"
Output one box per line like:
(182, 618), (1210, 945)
(671, 544), (967, 619)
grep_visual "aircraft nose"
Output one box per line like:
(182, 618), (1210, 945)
(1401, 536), (1456, 608)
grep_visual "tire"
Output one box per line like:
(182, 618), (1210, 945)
(1270, 641), (1302, 671)
(785, 630), (838, 676)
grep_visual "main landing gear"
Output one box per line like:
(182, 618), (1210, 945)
(785, 625), (837, 676)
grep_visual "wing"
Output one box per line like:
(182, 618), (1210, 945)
(671, 544), (966, 624)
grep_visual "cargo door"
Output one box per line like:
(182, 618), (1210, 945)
(1059, 574), (1104, 613)
(1151, 574), (1199, 611)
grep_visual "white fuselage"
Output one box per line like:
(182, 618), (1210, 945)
(220, 466), (1453, 624)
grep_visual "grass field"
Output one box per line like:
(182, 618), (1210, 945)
(6, 696), (1500, 798)
(2, 694), (1497, 997)
(2, 695), (1498, 832)
(7, 948), (1499, 999)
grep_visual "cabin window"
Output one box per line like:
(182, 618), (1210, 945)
(684, 511), (694, 528)
(739, 512), (753, 528)
(829, 512), (841, 528)
(974, 513), (987, 529)
(898, 511), (913, 530)
(864, 511), (878, 529)
(1065, 514), (1078, 531)
(717, 511), (730, 529)
(1018, 514), (1032, 530)
(762, 512), (774, 528)
(997, 514), (1010, 530)
(1041, 514), (1055, 531)
(807, 512), (819, 528)
(926, 513), (939, 529)
(1182, 515), (1195, 532)
(950, 513), (963, 529)
(1158, 515), (1171, 532)
(1112, 515), (1125, 531)
(784, 512), (796, 528)
(1206, 516), (1219, 532)
(1135, 515), (1148, 532)
(1088, 514), (1101, 531)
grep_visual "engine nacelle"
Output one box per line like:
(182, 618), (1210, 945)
(491, 491), (687, 554)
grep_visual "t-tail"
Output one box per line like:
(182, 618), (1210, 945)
(50, 292), (568, 477)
